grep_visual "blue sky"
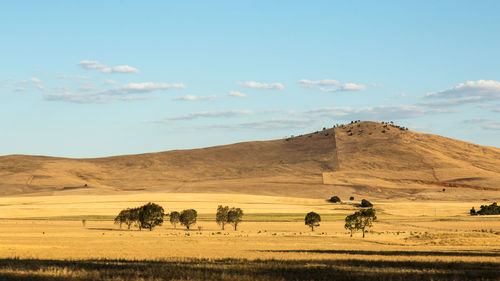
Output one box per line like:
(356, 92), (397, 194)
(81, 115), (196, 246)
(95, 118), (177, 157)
(1, 1), (499, 157)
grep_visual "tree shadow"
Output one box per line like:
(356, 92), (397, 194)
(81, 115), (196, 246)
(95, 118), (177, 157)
(0, 257), (498, 280)
(258, 249), (500, 257)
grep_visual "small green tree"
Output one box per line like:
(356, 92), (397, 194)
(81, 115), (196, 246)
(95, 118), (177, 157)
(344, 208), (377, 238)
(180, 209), (197, 230)
(344, 213), (358, 237)
(358, 208), (377, 238)
(169, 211), (180, 229)
(227, 207), (243, 231)
(361, 199), (373, 207)
(216, 205), (229, 230)
(139, 202), (165, 231)
(305, 212), (321, 231)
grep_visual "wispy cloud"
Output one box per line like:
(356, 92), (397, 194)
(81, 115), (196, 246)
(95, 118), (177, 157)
(462, 118), (492, 124)
(238, 81), (284, 90)
(77, 60), (140, 74)
(422, 80), (500, 106)
(108, 82), (185, 94)
(298, 79), (339, 88)
(228, 91), (246, 98)
(43, 92), (152, 104)
(172, 94), (216, 101)
(202, 118), (314, 130)
(44, 82), (185, 103)
(57, 74), (89, 80)
(482, 122), (500, 130)
(13, 77), (44, 92)
(162, 110), (253, 121)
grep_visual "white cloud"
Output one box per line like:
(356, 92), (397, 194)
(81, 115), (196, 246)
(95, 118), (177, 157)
(105, 79), (117, 84)
(77, 60), (140, 74)
(30, 77), (41, 83)
(102, 65), (140, 74)
(172, 94), (216, 101)
(319, 83), (366, 93)
(165, 110), (253, 121)
(228, 91), (246, 98)
(298, 79), (339, 88)
(78, 60), (107, 70)
(14, 87), (26, 92)
(110, 82), (185, 94)
(238, 81), (284, 90)
(493, 108), (500, 112)
(423, 80), (500, 106)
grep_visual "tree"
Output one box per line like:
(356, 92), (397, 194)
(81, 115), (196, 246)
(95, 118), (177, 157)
(114, 209), (128, 229)
(138, 202), (165, 231)
(227, 207), (243, 231)
(216, 205), (229, 230)
(470, 207), (477, 216)
(349, 196), (354, 201)
(329, 196), (341, 203)
(344, 208), (377, 238)
(361, 199), (373, 207)
(180, 209), (197, 230)
(305, 212), (321, 231)
(357, 208), (377, 238)
(169, 211), (180, 229)
(344, 213), (359, 237)
(128, 208), (141, 230)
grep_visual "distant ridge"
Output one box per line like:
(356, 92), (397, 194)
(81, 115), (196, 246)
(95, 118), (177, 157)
(1, 121), (499, 200)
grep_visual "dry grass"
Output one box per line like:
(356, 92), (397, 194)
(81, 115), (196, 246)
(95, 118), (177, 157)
(0, 192), (499, 280)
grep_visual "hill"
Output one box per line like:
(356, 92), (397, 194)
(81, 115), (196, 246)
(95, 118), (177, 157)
(1, 121), (499, 200)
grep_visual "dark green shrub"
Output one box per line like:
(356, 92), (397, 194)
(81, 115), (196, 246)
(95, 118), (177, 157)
(329, 196), (341, 203)
(361, 199), (373, 208)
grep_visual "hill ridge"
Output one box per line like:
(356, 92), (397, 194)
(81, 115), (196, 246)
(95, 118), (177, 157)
(1, 121), (499, 200)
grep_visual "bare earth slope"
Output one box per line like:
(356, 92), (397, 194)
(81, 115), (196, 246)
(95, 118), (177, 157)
(1, 121), (499, 199)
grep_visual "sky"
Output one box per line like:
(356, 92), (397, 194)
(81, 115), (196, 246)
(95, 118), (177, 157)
(1, 0), (499, 158)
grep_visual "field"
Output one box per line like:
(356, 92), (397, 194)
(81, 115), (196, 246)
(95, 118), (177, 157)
(0, 192), (499, 280)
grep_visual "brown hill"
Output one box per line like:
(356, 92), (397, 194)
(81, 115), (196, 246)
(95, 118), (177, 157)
(1, 121), (499, 200)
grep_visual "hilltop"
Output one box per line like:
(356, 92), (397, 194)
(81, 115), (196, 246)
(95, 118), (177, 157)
(1, 121), (499, 200)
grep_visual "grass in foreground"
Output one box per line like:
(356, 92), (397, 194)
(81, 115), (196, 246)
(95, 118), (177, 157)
(0, 257), (498, 281)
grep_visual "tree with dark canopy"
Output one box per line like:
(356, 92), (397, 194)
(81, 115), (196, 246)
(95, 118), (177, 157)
(138, 202), (165, 231)
(305, 212), (321, 231)
(216, 205), (229, 230)
(227, 207), (243, 231)
(169, 211), (180, 228)
(344, 208), (377, 238)
(180, 209), (197, 230)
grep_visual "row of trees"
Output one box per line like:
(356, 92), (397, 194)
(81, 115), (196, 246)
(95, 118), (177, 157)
(327, 196), (373, 208)
(470, 202), (500, 216)
(114, 203), (199, 231)
(216, 205), (244, 230)
(114, 203), (244, 231)
(114, 202), (165, 231)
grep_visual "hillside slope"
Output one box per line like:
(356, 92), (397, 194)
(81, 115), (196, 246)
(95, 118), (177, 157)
(1, 121), (499, 200)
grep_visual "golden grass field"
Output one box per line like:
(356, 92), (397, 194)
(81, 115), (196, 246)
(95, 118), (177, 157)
(0, 192), (499, 280)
